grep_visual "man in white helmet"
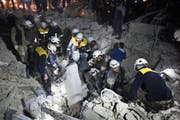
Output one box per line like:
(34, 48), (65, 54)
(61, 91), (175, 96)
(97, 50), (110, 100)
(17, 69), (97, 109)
(67, 32), (88, 57)
(47, 43), (61, 76)
(128, 58), (174, 112)
(174, 29), (180, 42)
(105, 59), (125, 95)
(87, 50), (108, 93)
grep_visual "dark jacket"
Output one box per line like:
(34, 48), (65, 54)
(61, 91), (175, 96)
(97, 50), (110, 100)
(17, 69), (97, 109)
(34, 46), (48, 76)
(129, 68), (173, 102)
(105, 66), (125, 92)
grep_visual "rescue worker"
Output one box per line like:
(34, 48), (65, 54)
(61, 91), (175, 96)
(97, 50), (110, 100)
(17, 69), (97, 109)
(128, 58), (174, 112)
(112, 1), (126, 39)
(88, 50), (108, 93)
(24, 20), (38, 46)
(24, 20), (38, 77)
(37, 21), (50, 46)
(47, 43), (61, 76)
(105, 59), (125, 95)
(101, 0), (116, 25)
(34, 45), (53, 96)
(67, 32), (88, 57)
(174, 29), (180, 42)
(11, 19), (27, 63)
(48, 21), (63, 56)
(110, 42), (126, 64)
(61, 28), (78, 57)
(86, 37), (98, 60)
(49, 21), (63, 38)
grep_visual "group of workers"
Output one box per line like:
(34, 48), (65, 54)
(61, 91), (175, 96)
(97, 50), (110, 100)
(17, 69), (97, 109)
(9, 12), (175, 117)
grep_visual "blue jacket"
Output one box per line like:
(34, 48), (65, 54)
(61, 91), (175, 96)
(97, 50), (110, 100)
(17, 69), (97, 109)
(48, 53), (59, 69)
(110, 48), (126, 63)
(129, 68), (173, 102)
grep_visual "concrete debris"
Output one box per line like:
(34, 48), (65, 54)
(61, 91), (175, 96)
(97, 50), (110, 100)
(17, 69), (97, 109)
(0, 7), (179, 120)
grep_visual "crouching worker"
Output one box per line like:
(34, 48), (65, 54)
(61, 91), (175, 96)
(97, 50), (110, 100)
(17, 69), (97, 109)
(128, 58), (174, 113)
(105, 59), (125, 95)
(34, 45), (53, 96)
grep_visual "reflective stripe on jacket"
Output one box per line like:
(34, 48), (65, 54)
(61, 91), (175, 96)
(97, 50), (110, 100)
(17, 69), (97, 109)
(139, 68), (154, 75)
(71, 37), (88, 48)
(35, 46), (48, 58)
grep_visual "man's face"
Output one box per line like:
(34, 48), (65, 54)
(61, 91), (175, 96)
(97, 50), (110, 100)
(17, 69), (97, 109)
(96, 55), (102, 61)
(112, 66), (120, 72)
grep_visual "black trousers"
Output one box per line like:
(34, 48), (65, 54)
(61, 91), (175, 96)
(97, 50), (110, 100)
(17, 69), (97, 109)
(145, 99), (174, 113)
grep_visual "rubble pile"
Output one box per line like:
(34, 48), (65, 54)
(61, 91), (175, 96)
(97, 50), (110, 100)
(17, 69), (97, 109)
(0, 5), (179, 119)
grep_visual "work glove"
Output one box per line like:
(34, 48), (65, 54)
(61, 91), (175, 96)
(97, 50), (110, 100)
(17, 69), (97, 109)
(53, 68), (59, 75)
(88, 58), (95, 66)
(128, 101), (137, 108)
(15, 45), (18, 50)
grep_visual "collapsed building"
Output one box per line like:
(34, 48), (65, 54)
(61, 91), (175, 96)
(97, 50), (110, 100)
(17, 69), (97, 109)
(0, 0), (180, 120)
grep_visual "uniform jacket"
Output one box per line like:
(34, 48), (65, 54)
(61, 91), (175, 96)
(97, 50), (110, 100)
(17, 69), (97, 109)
(67, 36), (88, 54)
(129, 68), (173, 102)
(34, 46), (48, 76)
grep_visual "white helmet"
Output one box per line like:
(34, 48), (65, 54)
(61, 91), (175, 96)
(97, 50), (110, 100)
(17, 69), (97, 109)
(50, 36), (60, 43)
(72, 28), (79, 34)
(47, 43), (57, 53)
(93, 50), (102, 59)
(88, 37), (95, 43)
(76, 33), (83, 41)
(109, 59), (120, 68)
(41, 22), (47, 28)
(134, 58), (148, 70)
(24, 20), (33, 27)
(72, 51), (80, 62)
(51, 21), (57, 26)
(174, 29), (180, 42)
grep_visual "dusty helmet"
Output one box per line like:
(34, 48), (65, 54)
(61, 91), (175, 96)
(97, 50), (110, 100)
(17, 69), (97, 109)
(72, 51), (80, 62)
(174, 29), (180, 42)
(51, 36), (60, 43)
(47, 43), (57, 53)
(87, 37), (95, 43)
(41, 21), (47, 28)
(72, 28), (79, 34)
(51, 21), (58, 26)
(134, 58), (148, 70)
(93, 50), (102, 59)
(109, 59), (120, 68)
(76, 33), (83, 41)
(24, 20), (33, 27)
